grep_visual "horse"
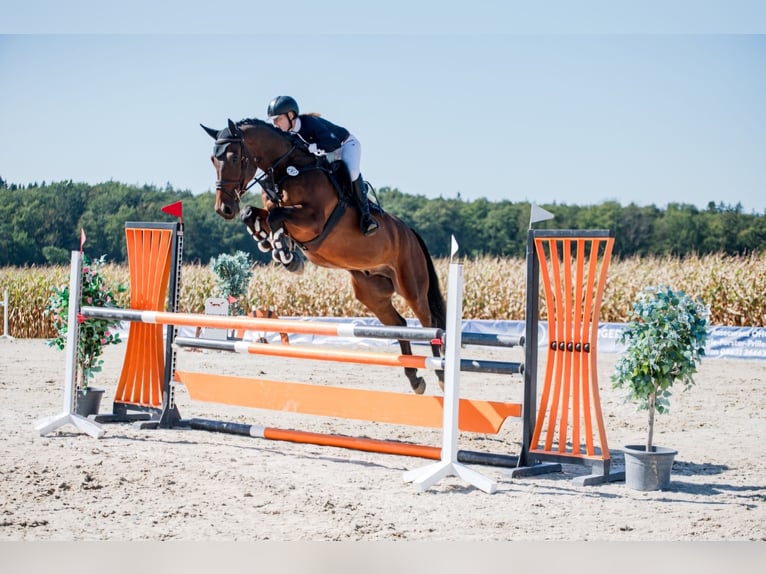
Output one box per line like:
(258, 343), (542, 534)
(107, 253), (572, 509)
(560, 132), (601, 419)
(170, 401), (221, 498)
(201, 118), (446, 394)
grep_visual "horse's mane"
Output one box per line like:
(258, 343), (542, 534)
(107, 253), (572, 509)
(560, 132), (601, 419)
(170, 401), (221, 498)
(237, 117), (271, 128)
(235, 117), (310, 154)
(236, 117), (284, 136)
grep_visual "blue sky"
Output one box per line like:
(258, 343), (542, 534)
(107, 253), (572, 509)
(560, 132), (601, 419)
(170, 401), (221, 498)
(2, 3), (765, 213)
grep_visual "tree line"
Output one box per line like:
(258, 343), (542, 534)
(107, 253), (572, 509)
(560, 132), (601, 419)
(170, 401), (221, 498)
(1, 178), (764, 267)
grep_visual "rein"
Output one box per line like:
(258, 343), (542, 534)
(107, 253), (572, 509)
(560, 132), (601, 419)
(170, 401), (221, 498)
(252, 143), (299, 205)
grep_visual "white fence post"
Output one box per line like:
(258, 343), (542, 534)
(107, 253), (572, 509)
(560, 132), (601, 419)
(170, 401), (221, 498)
(0, 288), (14, 341)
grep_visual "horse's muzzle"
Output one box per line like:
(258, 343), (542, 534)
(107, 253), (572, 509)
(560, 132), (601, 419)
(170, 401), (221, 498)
(215, 199), (239, 220)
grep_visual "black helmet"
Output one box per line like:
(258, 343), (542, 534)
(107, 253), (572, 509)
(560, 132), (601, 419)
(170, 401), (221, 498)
(267, 95), (299, 118)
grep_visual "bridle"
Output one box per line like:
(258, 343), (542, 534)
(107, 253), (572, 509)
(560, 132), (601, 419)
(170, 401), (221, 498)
(214, 131), (299, 207)
(213, 135), (256, 208)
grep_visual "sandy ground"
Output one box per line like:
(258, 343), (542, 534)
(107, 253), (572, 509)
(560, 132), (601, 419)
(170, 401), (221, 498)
(1, 337), (765, 543)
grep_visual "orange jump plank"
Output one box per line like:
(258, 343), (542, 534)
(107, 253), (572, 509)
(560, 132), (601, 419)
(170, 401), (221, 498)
(175, 371), (520, 434)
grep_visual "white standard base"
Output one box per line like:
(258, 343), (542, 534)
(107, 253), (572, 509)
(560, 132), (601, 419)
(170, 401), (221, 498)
(35, 412), (105, 439)
(403, 461), (498, 494)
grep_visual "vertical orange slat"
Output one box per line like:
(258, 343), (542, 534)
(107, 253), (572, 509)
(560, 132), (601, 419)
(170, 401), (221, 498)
(580, 239), (600, 455)
(137, 229), (154, 406)
(544, 239), (566, 452)
(571, 239), (586, 454)
(557, 239), (573, 453)
(530, 239), (556, 451)
(589, 238), (615, 458)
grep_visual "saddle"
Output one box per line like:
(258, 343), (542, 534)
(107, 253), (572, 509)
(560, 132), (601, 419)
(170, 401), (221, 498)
(326, 160), (383, 215)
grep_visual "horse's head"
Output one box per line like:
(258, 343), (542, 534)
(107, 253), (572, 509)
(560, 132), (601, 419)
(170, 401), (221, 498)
(201, 119), (256, 220)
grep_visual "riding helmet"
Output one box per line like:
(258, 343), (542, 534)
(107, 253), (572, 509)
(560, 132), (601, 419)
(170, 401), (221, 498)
(267, 95), (299, 118)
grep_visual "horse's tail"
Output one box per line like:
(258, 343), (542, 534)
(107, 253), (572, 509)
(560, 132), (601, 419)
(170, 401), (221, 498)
(411, 229), (447, 330)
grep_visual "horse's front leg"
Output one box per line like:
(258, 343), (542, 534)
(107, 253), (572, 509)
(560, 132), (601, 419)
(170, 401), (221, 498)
(266, 207), (300, 267)
(241, 205), (304, 273)
(240, 205), (273, 253)
(270, 227), (304, 273)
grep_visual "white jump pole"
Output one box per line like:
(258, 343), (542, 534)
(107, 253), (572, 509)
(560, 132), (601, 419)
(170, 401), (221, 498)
(403, 238), (498, 494)
(0, 288), (13, 341)
(35, 251), (105, 438)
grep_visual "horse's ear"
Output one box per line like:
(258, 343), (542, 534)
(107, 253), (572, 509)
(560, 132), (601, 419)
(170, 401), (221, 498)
(227, 118), (240, 137)
(201, 124), (219, 140)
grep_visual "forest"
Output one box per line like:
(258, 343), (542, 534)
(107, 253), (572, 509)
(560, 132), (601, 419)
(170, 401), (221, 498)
(1, 178), (764, 267)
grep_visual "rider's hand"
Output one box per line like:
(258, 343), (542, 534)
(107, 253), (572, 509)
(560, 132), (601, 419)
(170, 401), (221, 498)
(307, 143), (325, 156)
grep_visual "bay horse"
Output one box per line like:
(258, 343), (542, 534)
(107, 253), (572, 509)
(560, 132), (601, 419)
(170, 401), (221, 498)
(201, 118), (446, 394)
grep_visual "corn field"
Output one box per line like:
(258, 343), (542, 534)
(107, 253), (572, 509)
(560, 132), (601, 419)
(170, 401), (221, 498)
(1, 253), (765, 339)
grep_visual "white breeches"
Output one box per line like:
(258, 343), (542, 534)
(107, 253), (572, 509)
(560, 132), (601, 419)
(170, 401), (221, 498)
(340, 134), (361, 181)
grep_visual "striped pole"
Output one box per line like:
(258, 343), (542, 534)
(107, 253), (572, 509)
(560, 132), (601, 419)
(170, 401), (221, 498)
(172, 336), (523, 375)
(81, 306), (443, 342)
(187, 418), (520, 467)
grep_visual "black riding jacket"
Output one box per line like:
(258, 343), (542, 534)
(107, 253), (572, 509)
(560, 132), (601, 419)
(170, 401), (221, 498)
(292, 115), (350, 153)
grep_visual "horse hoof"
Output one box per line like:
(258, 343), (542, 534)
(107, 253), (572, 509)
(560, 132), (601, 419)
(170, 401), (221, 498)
(437, 371), (445, 392)
(275, 250), (294, 265)
(411, 378), (426, 395)
(240, 205), (254, 223)
(284, 256), (304, 274)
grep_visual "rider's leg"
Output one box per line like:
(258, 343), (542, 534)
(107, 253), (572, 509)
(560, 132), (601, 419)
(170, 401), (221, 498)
(351, 175), (379, 236)
(341, 135), (379, 237)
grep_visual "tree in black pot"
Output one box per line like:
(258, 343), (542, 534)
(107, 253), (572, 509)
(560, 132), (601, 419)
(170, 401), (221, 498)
(612, 284), (708, 490)
(210, 250), (253, 317)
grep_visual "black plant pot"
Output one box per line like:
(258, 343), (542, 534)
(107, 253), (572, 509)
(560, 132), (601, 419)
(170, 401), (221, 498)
(75, 387), (105, 417)
(622, 444), (677, 491)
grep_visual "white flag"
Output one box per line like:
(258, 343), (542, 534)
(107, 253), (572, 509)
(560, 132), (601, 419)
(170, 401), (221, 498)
(530, 203), (555, 226)
(450, 235), (459, 260)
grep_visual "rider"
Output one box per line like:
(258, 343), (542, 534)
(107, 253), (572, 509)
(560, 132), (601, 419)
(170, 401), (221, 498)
(267, 95), (379, 237)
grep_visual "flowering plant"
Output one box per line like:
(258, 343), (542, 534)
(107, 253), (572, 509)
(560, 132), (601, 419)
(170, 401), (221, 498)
(45, 254), (125, 390)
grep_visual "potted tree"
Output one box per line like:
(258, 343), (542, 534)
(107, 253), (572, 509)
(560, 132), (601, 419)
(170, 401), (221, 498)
(210, 250), (253, 317)
(612, 284), (708, 491)
(45, 254), (124, 416)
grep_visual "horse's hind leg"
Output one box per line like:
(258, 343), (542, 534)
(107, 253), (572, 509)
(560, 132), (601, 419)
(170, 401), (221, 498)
(385, 235), (447, 392)
(349, 271), (427, 394)
(398, 338), (426, 395)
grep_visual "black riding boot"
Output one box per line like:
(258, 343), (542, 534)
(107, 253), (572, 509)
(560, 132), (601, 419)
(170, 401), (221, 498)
(352, 176), (379, 236)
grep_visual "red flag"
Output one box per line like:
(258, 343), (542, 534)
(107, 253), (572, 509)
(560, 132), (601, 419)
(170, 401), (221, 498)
(80, 228), (86, 253)
(162, 201), (183, 221)
(227, 295), (237, 304)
